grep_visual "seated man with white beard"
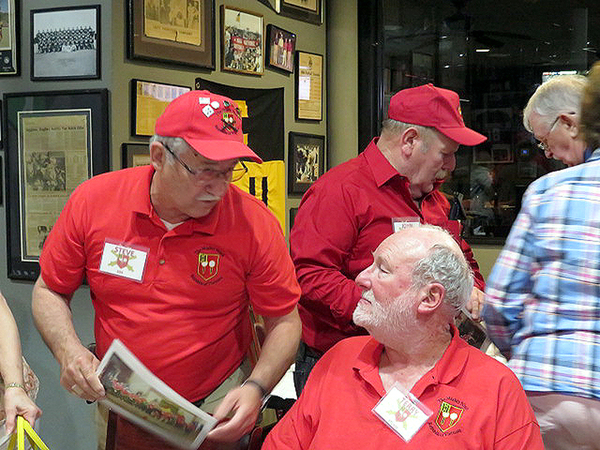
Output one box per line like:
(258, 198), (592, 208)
(262, 225), (543, 449)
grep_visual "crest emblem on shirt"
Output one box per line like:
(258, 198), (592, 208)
(197, 252), (220, 281)
(435, 401), (463, 432)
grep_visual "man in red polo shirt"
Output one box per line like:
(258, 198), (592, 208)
(32, 90), (302, 449)
(290, 84), (487, 394)
(264, 225), (543, 450)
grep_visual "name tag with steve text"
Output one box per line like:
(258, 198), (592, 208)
(99, 240), (148, 282)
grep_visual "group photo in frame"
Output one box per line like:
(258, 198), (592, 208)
(127, 0), (215, 69)
(295, 50), (323, 121)
(288, 131), (325, 195)
(2, 89), (109, 281)
(266, 24), (295, 73)
(30, 5), (100, 81)
(122, 142), (151, 168)
(0, 0), (19, 75)
(131, 79), (191, 137)
(221, 6), (264, 75)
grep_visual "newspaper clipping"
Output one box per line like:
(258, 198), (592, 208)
(18, 110), (92, 261)
(96, 340), (216, 449)
(143, 0), (202, 46)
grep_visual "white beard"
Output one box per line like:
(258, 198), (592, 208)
(353, 289), (415, 343)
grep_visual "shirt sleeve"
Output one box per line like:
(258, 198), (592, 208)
(290, 181), (363, 328)
(483, 190), (536, 357)
(39, 184), (88, 295)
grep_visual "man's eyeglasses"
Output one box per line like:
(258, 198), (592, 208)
(163, 143), (248, 182)
(536, 116), (560, 152)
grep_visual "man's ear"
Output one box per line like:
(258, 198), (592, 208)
(417, 283), (445, 314)
(400, 127), (419, 158)
(561, 113), (579, 138)
(149, 141), (166, 170)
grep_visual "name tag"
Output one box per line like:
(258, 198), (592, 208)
(99, 240), (148, 282)
(392, 217), (420, 233)
(372, 384), (432, 442)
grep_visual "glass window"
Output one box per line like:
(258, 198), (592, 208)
(375, 0), (599, 243)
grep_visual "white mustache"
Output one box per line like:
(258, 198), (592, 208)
(195, 195), (221, 202)
(435, 170), (449, 180)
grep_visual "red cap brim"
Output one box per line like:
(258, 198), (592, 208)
(183, 138), (263, 163)
(438, 126), (487, 146)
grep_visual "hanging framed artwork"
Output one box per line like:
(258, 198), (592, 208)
(0, 0), (19, 76)
(30, 5), (101, 81)
(3, 89), (109, 280)
(221, 6), (264, 75)
(288, 132), (325, 195)
(266, 24), (295, 73)
(127, 0), (215, 69)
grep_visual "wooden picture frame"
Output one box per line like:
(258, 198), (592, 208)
(31, 5), (100, 81)
(266, 24), (295, 73)
(221, 6), (264, 75)
(295, 51), (323, 121)
(0, 0), (19, 76)
(122, 142), (151, 168)
(2, 89), (109, 281)
(280, 0), (322, 25)
(131, 79), (191, 137)
(288, 132), (325, 195)
(127, 0), (215, 69)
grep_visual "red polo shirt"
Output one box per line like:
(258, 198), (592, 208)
(40, 166), (300, 402)
(290, 139), (485, 353)
(263, 327), (543, 449)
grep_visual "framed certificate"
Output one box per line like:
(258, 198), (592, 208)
(2, 89), (109, 280)
(295, 51), (323, 121)
(131, 79), (191, 137)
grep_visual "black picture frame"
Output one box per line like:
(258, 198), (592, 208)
(289, 207), (298, 230)
(280, 0), (322, 25)
(266, 24), (296, 73)
(0, 0), (20, 76)
(30, 5), (101, 81)
(122, 142), (151, 169)
(288, 132), (325, 195)
(127, 0), (215, 70)
(130, 79), (191, 137)
(2, 89), (110, 281)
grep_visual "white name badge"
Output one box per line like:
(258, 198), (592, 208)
(372, 383), (432, 442)
(392, 217), (421, 233)
(99, 241), (148, 282)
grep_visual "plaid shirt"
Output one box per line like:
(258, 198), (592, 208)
(484, 148), (600, 399)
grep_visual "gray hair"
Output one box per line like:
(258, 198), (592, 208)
(381, 118), (437, 150)
(150, 135), (190, 163)
(523, 75), (587, 132)
(410, 241), (474, 313)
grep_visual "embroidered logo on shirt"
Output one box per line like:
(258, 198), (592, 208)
(197, 252), (220, 281)
(435, 401), (463, 432)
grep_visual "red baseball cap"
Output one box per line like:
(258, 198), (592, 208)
(388, 84), (487, 146)
(155, 90), (263, 163)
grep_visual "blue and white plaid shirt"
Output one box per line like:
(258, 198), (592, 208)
(484, 148), (600, 399)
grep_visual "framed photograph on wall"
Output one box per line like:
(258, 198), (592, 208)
(0, 0), (19, 76)
(266, 24), (295, 73)
(127, 0), (215, 69)
(31, 5), (100, 81)
(2, 89), (109, 281)
(131, 79), (191, 137)
(221, 6), (263, 75)
(295, 51), (323, 121)
(288, 132), (325, 195)
(122, 142), (151, 168)
(280, 0), (322, 25)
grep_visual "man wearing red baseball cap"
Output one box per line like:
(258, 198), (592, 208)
(32, 90), (302, 449)
(290, 83), (487, 395)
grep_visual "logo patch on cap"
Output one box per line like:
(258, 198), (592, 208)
(198, 97), (211, 105)
(202, 105), (215, 117)
(218, 111), (238, 134)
